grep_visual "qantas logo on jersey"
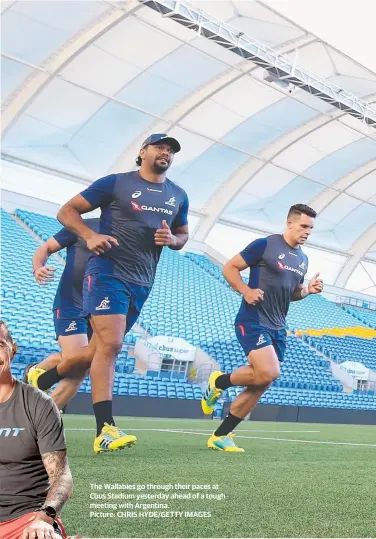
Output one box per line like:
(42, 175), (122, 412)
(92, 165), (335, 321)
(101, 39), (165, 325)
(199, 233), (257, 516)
(131, 201), (173, 215)
(278, 261), (304, 277)
(131, 201), (143, 211)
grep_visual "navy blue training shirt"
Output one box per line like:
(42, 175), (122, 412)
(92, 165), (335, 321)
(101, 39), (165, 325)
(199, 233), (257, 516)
(79, 172), (189, 287)
(235, 234), (308, 330)
(52, 218), (100, 315)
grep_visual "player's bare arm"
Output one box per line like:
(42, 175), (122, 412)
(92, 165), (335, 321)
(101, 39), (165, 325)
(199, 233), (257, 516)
(223, 254), (264, 305)
(58, 195), (118, 255)
(154, 221), (188, 250)
(41, 450), (73, 514)
(33, 238), (62, 285)
(291, 272), (324, 301)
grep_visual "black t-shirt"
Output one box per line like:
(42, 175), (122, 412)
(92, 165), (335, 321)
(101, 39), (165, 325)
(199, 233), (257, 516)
(0, 381), (66, 521)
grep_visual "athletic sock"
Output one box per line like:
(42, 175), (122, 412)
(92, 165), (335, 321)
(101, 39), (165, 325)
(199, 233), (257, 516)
(215, 374), (234, 391)
(37, 367), (64, 390)
(214, 412), (243, 437)
(93, 400), (114, 436)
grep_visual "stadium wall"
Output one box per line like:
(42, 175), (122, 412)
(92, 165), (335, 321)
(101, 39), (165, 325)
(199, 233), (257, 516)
(65, 394), (376, 425)
(1, 189), (60, 215)
(65, 394), (205, 418)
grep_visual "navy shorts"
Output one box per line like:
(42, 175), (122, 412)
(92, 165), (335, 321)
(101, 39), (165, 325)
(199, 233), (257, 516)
(82, 273), (150, 333)
(53, 309), (93, 341)
(235, 322), (287, 362)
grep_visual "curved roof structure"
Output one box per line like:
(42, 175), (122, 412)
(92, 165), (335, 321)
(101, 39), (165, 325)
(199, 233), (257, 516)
(2, 0), (376, 294)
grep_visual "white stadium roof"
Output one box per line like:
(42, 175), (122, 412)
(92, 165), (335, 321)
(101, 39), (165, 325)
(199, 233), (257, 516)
(2, 0), (376, 295)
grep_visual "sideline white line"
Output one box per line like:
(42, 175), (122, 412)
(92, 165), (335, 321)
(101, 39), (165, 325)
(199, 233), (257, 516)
(65, 428), (376, 447)
(146, 428), (322, 433)
(65, 428), (320, 433)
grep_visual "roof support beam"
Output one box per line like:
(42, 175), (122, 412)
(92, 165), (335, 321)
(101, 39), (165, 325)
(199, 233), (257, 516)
(335, 225), (376, 288)
(141, 0), (376, 126)
(1, 1), (142, 137)
(193, 114), (340, 242)
(309, 160), (376, 213)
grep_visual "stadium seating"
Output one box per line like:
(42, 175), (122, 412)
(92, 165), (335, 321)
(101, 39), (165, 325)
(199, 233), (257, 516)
(3, 208), (376, 410)
(307, 334), (376, 372)
(229, 385), (376, 410)
(15, 209), (64, 241)
(342, 304), (376, 329)
(1, 208), (135, 372)
(287, 293), (360, 330)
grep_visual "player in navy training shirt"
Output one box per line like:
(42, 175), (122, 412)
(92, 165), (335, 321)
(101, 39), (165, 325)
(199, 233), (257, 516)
(27, 219), (99, 409)
(201, 204), (324, 452)
(35, 133), (189, 453)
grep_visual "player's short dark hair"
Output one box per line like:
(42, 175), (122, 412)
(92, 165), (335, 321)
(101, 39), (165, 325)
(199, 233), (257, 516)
(0, 320), (13, 344)
(136, 156), (141, 167)
(287, 204), (317, 220)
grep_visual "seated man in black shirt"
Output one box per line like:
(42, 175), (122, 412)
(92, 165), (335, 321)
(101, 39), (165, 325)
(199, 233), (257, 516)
(0, 320), (73, 539)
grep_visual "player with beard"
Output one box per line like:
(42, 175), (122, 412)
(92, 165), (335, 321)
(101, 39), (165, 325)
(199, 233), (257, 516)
(32, 134), (189, 454)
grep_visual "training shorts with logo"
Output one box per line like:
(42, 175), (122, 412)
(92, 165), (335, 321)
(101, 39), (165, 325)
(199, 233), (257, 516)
(53, 309), (93, 341)
(82, 273), (151, 333)
(235, 322), (287, 362)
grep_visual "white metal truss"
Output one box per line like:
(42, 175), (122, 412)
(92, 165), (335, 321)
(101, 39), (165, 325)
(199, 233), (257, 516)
(1, 1), (142, 137)
(140, 0), (376, 127)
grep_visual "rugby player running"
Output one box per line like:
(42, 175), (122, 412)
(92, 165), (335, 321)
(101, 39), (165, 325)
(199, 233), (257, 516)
(201, 204), (323, 451)
(30, 134), (189, 454)
(27, 219), (99, 409)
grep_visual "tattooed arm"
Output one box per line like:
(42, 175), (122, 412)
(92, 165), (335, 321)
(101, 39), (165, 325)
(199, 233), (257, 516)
(41, 449), (73, 514)
(20, 451), (72, 538)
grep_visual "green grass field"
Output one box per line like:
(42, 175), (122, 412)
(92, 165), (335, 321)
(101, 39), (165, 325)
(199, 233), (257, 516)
(61, 415), (376, 538)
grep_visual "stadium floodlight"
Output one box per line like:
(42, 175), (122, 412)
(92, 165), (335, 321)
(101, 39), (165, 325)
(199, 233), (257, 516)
(140, 0), (376, 128)
(263, 70), (291, 88)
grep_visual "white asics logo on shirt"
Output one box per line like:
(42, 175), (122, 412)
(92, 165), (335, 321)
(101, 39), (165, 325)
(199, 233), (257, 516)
(96, 297), (110, 311)
(132, 191), (142, 199)
(278, 254), (285, 259)
(65, 321), (77, 332)
(256, 334), (266, 346)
